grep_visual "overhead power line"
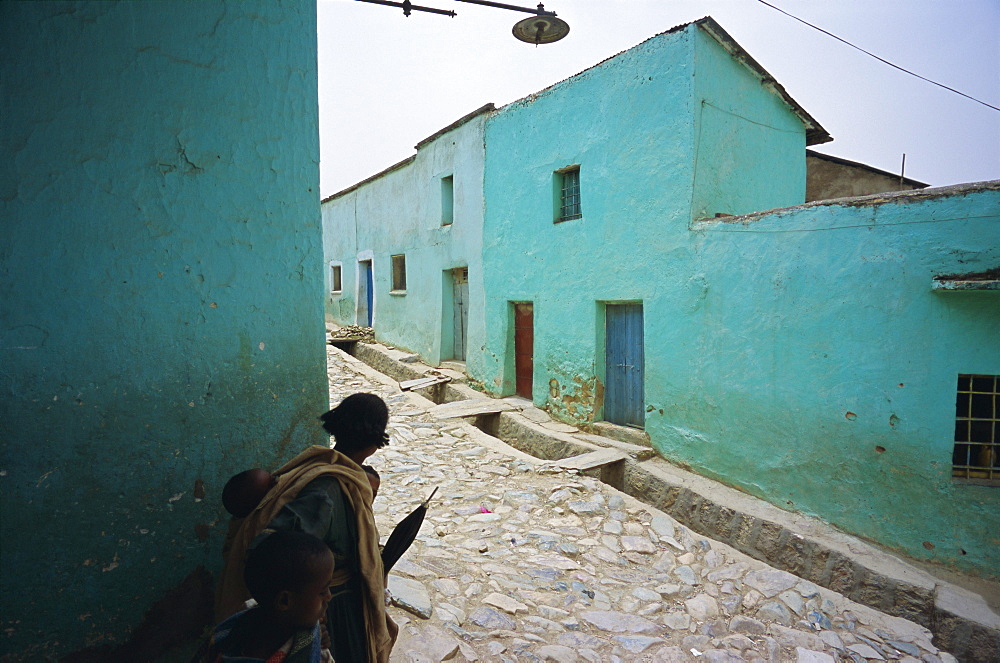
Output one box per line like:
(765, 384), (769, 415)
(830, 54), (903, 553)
(755, 0), (1000, 113)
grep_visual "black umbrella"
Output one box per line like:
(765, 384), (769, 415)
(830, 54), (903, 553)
(381, 487), (437, 573)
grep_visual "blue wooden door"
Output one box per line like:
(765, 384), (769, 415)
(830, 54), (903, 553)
(605, 303), (644, 428)
(358, 260), (373, 327)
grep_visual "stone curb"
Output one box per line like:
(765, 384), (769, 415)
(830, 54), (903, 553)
(331, 338), (1000, 662)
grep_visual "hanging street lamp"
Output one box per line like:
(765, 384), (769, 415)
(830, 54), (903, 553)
(353, 0), (570, 44)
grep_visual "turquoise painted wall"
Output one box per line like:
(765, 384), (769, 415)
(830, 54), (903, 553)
(0, 1), (326, 657)
(481, 27), (698, 407)
(666, 186), (1000, 577)
(481, 18), (999, 577)
(481, 22), (805, 418)
(322, 111), (488, 373)
(691, 28), (807, 217)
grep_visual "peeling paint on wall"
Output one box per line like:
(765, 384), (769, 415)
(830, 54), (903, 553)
(546, 373), (602, 424)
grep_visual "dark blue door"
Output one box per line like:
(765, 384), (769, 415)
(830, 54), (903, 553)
(358, 260), (373, 327)
(365, 263), (374, 327)
(605, 303), (644, 428)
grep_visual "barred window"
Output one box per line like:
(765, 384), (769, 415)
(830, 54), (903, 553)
(953, 374), (999, 484)
(557, 166), (582, 222)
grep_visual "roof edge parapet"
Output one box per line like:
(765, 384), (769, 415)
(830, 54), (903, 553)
(415, 103), (496, 150)
(325, 17), (835, 201)
(322, 103), (495, 203)
(321, 154), (416, 203)
(695, 179), (1000, 226)
(495, 20), (695, 113)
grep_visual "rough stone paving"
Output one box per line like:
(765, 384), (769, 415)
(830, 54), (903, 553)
(327, 345), (956, 663)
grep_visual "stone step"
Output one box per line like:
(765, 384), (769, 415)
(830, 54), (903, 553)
(428, 398), (520, 420)
(399, 375), (451, 391)
(573, 433), (657, 461)
(554, 449), (628, 472)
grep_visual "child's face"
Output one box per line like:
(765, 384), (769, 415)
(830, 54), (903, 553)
(283, 548), (335, 628)
(366, 472), (380, 499)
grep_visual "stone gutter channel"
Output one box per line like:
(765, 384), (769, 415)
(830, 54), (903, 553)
(331, 338), (999, 662)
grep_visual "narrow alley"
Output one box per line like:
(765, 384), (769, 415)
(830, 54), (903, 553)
(326, 344), (955, 663)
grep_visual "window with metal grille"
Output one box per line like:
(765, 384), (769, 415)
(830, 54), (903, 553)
(557, 166), (581, 222)
(391, 254), (406, 292)
(953, 374), (999, 484)
(330, 263), (342, 294)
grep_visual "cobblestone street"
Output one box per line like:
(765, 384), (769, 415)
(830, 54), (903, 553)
(327, 345), (955, 663)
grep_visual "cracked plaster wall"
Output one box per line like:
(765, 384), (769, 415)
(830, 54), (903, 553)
(0, 1), (326, 658)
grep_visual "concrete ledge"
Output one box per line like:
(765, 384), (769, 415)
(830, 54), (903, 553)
(429, 398), (520, 419)
(334, 338), (1000, 662)
(554, 449), (628, 472)
(572, 432), (657, 461)
(349, 342), (476, 405)
(619, 461), (999, 660)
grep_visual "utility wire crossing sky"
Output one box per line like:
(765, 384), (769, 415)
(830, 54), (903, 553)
(318, 0), (999, 197)
(751, 0), (999, 112)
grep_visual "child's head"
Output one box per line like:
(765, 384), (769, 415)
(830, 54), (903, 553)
(244, 530), (334, 627)
(222, 468), (275, 518)
(362, 464), (380, 498)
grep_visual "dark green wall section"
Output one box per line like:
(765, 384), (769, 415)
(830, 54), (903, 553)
(0, 1), (327, 658)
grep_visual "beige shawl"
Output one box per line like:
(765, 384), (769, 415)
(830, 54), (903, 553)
(215, 446), (396, 662)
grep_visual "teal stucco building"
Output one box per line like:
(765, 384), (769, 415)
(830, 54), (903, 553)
(323, 18), (1000, 581)
(2, 1), (328, 658)
(322, 104), (493, 375)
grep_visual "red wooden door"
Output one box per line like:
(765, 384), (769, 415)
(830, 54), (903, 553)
(514, 303), (533, 399)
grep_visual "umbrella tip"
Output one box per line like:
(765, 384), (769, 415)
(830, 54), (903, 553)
(423, 486), (439, 506)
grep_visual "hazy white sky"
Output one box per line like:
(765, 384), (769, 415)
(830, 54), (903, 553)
(317, 0), (999, 197)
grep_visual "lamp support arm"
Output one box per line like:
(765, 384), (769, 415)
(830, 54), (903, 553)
(354, 0), (456, 17)
(453, 0), (556, 16)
